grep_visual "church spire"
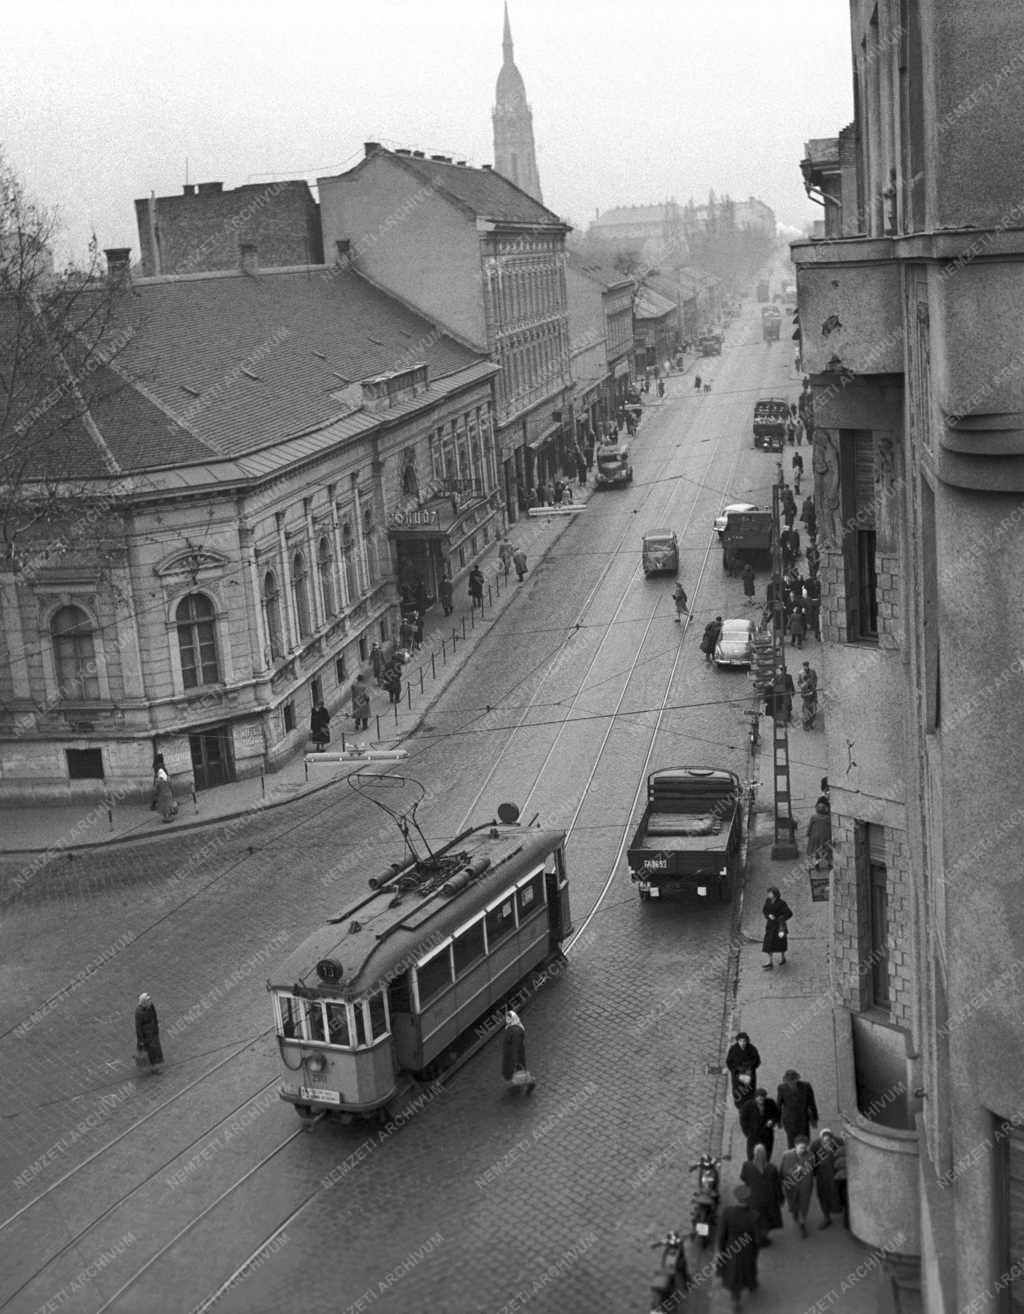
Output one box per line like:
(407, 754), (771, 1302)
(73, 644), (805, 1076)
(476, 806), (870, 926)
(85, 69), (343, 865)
(492, 4), (543, 203)
(503, 1), (513, 64)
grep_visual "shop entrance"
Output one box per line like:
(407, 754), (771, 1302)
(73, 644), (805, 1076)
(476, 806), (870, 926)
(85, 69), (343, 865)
(189, 726), (235, 791)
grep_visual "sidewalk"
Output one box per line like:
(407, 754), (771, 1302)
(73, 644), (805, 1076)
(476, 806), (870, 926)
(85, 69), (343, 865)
(2, 401), (685, 855)
(708, 715), (908, 1313)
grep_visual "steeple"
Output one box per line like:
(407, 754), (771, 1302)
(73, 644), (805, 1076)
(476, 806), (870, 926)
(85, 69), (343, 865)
(492, 4), (543, 204)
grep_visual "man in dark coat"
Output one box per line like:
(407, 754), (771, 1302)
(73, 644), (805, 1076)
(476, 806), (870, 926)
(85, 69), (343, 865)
(468, 565), (485, 610)
(716, 1184), (760, 1310)
(810, 1129), (845, 1227)
(309, 700), (330, 751)
(725, 1031), (761, 1107)
(351, 676), (371, 732)
(135, 993), (163, 1073)
(512, 548), (527, 582)
(739, 1088), (779, 1161)
(777, 1069), (820, 1148)
(741, 561), (756, 602)
(740, 1144), (784, 1244)
(439, 571), (454, 617)
(701, 616), (723, 664)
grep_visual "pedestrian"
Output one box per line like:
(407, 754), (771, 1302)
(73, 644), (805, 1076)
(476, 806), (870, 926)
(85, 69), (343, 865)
(399, 611), (416, 653)
(384, 665), (403, 705)
(783, 500), (797, 533)
(804, 590), (820, 641)
(498, 537), (513, 580)
(672, 582), (689, 621)
(723, 544), (738, 578)
(792, 450), (804, 481)
(553, 477), (564, 505)
(800, 494), (815, 528)
(806, 798), (832, 870)
(501, 1010), (535, 1094)
(725, 1031), (761, 1107)
(739, 1087), (780, 1161)
(785, 416), (796, 446)
(798, 661), (819, 730)
(715, 1184), (760, 1311)
(310, 699), (331, 751)
(780, 1138), (815, 1236)
(781, 527), (800, 570)
(788, 604), (806, 649)
(795, 417), (806, 446)
(576, 450), (587, 488)
(468, 564), (485, 610)
(694, 374), (702, 391)
(135, 992), (163, 1074)
(439, 571), (454, 617)
(761, 885), (793, 970)
(741, 561), (756, 603)
(657, 376), (665, 398)
(351, 674), (371, 731)
(370, 640), (386, 685)
(740, 1144), (784, 1245)
(810, 1129), (845, 1228)
(700, 616), (723, 664)
(805, 539), (820, 576)
(151, 755), (177, 823)
(512, 547), (527, 582)
(777, 1069), (820, 1148)
(833, 1133), (849, 1228)
(528, 485), (539, 509)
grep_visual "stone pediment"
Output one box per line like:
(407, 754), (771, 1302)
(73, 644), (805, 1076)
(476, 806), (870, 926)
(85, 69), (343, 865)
(154, 546), (232, 580)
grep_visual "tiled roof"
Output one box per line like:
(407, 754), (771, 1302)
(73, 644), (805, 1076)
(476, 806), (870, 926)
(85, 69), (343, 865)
(635, 287), (677, 319)
(381, 150), (563, 226)
(99, 266), (485, 468)
(565, 251), (634, 291)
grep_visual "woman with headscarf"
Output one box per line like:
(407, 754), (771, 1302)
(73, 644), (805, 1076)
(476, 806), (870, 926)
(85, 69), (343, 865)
(152, 755), (177, 823)
(780, 1137), (816, 1237)
(810, 1128), (845, 1227)
(761, 886), (793, 969)
(501, 1011), (535, 1094)
(135, 992), (163, 1073)
(715, 1183), (760, 1310)
(740, 1143), (783, 1245)
(725, 1032), (762, 1108)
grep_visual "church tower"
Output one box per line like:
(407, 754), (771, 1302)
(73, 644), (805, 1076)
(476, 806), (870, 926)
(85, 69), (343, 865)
(492, 3), (543, 203)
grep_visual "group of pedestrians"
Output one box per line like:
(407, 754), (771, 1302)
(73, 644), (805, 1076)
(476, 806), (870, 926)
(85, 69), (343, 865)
(718, 1031), (848, 1309)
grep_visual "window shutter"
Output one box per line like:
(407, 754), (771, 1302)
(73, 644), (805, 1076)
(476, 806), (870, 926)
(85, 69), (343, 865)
(853, 432), (876, 527)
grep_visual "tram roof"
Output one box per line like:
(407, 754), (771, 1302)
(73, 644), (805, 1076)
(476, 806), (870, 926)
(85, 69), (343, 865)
(269, 822), (565, 999)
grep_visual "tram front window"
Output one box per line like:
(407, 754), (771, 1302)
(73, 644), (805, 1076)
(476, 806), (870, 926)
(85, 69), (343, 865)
(325, 1002), (352, 1048)
(304, 1000), (327, 1043)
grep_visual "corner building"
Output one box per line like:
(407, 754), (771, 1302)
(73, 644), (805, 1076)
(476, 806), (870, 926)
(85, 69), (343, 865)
(794, 3), (1024, 1308)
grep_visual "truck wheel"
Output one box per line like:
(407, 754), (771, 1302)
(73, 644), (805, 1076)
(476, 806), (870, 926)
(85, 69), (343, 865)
(717, 875), (732, 903)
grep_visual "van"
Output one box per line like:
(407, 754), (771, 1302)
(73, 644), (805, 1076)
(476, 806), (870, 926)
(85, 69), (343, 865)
(594, 442), (633, 488)
(642, 529), (679, 576)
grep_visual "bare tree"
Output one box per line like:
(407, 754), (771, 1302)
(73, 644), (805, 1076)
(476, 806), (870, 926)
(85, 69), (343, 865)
(0, 150), (134, 578)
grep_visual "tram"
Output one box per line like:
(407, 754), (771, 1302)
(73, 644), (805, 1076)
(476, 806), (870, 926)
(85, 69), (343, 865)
(268, 807), (571, 1124)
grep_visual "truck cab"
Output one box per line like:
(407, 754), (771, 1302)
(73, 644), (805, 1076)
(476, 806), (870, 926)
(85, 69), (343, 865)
(594, 442), (633, 488)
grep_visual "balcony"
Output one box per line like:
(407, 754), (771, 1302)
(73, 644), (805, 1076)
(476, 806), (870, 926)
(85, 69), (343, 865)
(792, 237), (902, 376)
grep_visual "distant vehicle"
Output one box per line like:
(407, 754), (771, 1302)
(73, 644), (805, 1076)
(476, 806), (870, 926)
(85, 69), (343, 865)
(698, 333), (724, 356)
(594, 442), (633, 487)
(714, 618), (754, 668)
(642, 529), (680, 576)
(714, 502), (759, 537)
(627, 766), (744, 903)
(753, 398), (789, 450)
(720, 510), (773, 571)
(761, 305), (782, 342)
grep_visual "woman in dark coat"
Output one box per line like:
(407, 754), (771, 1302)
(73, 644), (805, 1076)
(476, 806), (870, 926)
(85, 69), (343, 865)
(500, 1011), (534, 1094)
(810, 1129), (845, 1226)
(725, 1032), (761, 1107)
(310, 701), (330, 750)
(439, 572), (454, 617)
(152, 756), (177, 823)
(761, 886), (793, 969)
(740, 1144), (783, 1243)
(777, 1069), (820, 1147)
(739, 1088), (779, 1161)
(468, 565), (484, 610)
(716, 1184), (759, 1310)
(135, 992), (163, 1073)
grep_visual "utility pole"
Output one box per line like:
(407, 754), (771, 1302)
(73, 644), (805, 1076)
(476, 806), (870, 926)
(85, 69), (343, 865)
(769, 474), (798, 859)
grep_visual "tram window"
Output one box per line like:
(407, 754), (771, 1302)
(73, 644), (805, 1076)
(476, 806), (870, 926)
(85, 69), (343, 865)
(516, 872), (546, 919)
(368, 992), (389, 1039)
(353, 1006), (367, 1047)
(278, 995), (300, 1039)
(453, 918), (486, 975)
(485, 897), (517, 947)
(388, 970), (411, 1014)
(325, 1003), (351, 1048)
(304, 1000), (327, 1043)
(416, 947), (454, 1007)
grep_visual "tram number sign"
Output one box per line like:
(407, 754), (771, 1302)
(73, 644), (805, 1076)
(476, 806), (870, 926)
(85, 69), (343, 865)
(300, 1086), (341, 1104)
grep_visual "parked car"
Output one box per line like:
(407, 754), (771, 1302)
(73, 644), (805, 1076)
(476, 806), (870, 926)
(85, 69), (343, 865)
(714, 502), (759, 538)
(714, 618), (754, 668)
(642, 529), (680, 576)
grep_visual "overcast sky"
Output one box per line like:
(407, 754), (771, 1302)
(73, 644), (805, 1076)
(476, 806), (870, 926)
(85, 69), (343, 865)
(3, 0), (853, 263)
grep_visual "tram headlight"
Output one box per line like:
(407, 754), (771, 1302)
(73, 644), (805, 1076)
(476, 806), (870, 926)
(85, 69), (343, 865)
(305, 1052), (327, 1073)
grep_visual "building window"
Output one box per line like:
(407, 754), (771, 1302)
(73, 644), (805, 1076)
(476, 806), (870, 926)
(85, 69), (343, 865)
(379, 617), (389, 642)
(335, 655), (347, 685)
(66, 747), (104, 779)
(292, 551), (311, 638)
(1001, 1123), (1024, 1313)
(263, 570), (283, 660)
(176, 593), (220, 689)
(283, 700), (295, 732)
(311, 676), (323, 707)
(51, 605), (100, 700)
(358, 635), (368, 663)
(317, 536), (335, 617)
(363, 507), (377, 585)
(859, 822), (891, 1011)
(841, 430), (879, 641)
(342, 523), (358, 600)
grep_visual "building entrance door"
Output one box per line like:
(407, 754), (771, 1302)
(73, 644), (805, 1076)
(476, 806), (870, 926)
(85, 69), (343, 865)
(189, 726), (235, 790)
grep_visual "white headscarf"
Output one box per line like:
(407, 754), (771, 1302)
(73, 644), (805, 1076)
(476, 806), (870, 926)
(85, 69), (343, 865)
(505, 1010), (522, 1029)
(138, 993), (151, 1005)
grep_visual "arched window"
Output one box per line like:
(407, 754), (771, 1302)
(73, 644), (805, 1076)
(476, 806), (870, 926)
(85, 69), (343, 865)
(176, 593), (220, 689)
(317, 537), (335, 616)
(292, 551), (311, 638)
(51, 605), (100, 700)
(342, 523), (358, 600)
(263, 570), (283, 659)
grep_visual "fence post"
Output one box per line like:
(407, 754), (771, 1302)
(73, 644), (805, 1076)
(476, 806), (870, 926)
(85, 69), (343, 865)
(419, 667), (425, 695)
(376, 714), (382, 741)
(431, 651), (437, 679)
(407, 683), (412, 709)
(462, 616), (467, 639)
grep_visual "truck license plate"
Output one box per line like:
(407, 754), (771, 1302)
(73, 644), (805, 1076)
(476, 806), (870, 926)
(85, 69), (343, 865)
(649, 887), (660, 898)
(300, 1086), (341, 1104)
(696, 1222), (710, 1236)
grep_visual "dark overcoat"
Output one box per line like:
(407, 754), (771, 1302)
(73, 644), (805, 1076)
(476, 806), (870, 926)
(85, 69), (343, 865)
(501, 1024), (527, 1081)
(761, 895), (792, 954)
(739, 1094), (780, 1160)
(135, 1002), (164, 1065)
(725, 1039), (761, 1106)
(740, 1159), (784, 1232)
(716, 1205), (759, 1293)
(777, 1079), (819, 1141)
(811, 1135), (844, 1213)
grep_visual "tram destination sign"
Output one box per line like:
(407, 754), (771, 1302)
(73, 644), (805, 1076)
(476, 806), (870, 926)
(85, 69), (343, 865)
(300, 1086), (341, 1104)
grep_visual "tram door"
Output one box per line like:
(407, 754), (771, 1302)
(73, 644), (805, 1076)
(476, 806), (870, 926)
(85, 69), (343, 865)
(544, 847), (573, 946)
(386, 968), (419, 1070)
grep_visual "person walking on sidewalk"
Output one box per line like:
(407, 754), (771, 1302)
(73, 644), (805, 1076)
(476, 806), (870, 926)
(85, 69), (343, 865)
(439, 571), (454, 617)
(806, 798), (833, 870)
(777, 1069), (820, 1148)
(151, 755), (177, 823)
(741, 561), (756, 604)
(810, 1128), (846, 1228)
(761, 886), (793, 969)
(780, 1137), (815, 1236)
(384, 665), (403, 706)
(740, 1144), (783, 1246)
(468, 564), (485, 611)
(351, 675), (371, 732)
(512, 547), (528, 582)
(715, 1184), (760, 1311)
(739, 1087), (780, 1161)
(501, 1010), (535, 1094)
(672, 582), (689, 622)
(309, 700), (331, 751)
(135, 992), (163, 1074)
(725, 1031), (761, 1108)
(700, 616), (723, 663)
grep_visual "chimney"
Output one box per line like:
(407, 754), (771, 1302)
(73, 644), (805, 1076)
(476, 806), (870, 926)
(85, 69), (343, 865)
(104, 248), (132, 284)
(182, 183), (197, 197)
(482, 164), (493, 171)
(196, 181), (224, 195)
(364, 141), (381, 157)
(239, 242), (258, 276)
(412, 151), (426, 158)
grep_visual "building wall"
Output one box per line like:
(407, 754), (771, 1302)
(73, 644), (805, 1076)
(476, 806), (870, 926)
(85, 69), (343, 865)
(318, 156), (486, 348)
(134, 181), (323, 277)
